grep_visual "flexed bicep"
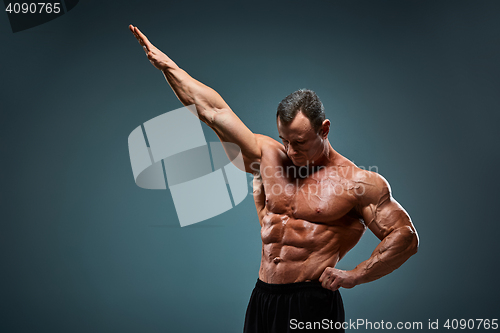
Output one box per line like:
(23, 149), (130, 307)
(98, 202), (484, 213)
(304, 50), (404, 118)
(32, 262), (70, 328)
(358, 172), (414, 240)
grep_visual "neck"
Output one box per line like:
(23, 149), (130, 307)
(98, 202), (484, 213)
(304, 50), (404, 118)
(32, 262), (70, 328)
(312, 140), (336, 167)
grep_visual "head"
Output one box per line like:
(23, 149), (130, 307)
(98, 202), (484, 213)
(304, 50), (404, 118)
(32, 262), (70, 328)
(276, 89), (331, 166)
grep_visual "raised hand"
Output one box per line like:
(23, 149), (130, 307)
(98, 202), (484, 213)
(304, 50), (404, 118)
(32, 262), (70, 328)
(129, 24), (174, 71)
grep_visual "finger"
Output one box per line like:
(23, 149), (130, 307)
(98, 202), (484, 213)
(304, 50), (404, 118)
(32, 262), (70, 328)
(130, 26), (145, 47)
(321, 272), (334, 289)
(134, 27), (153, 52)
(330, 277), (341, 291)
(319, 270), (327, 283)
(320, 271), (329, 286)
(129, 25), (141, 42)
(129, 25), (149, 54)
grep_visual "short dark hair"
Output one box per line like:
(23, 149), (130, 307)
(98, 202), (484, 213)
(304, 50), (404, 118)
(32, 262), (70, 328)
(276, 89), (325, 132)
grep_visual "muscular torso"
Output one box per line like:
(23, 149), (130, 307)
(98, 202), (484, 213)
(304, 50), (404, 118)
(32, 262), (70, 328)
(254, 138), (367, 284)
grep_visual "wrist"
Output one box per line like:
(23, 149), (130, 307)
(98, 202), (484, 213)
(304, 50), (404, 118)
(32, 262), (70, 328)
(160, 60), (179, 72)
(350, 267), (365, 286)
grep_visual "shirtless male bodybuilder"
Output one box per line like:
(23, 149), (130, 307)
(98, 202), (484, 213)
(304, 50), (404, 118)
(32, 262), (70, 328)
(129, 25), (419, 333)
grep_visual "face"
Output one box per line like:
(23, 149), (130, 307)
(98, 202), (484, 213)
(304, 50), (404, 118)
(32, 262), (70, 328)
(277, 112), (329, 167)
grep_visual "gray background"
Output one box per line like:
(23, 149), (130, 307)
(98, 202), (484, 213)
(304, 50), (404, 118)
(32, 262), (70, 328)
(1, 0), (499, 332)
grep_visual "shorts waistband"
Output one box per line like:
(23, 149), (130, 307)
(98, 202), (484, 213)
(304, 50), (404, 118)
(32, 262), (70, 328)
(255, 278), (323, 294)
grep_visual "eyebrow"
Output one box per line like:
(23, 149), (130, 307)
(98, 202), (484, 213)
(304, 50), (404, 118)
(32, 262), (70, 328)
(279, 136), (304, 142)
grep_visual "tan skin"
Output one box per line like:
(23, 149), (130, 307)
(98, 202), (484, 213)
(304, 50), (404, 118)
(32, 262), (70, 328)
(129, 25), (419, 291)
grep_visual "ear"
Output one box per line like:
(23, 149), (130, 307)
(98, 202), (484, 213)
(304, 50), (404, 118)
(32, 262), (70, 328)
(319, 119), (330, 138)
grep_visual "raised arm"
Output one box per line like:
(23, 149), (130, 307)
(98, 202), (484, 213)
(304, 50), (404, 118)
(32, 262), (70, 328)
(129, 25), (261, 171)
(320, 172), (419, 290)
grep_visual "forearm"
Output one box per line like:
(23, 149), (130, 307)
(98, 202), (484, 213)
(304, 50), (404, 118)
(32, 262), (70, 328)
(161, 62), (227, 125)
(352, 225), (418, 285)
(160, 60), (261, 168)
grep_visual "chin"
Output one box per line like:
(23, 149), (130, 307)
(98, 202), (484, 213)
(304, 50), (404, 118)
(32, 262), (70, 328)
(290, 157), (308, 167)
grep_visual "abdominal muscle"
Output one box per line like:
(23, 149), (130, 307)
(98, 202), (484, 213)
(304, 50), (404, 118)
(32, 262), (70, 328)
(258, 212), (363, 284)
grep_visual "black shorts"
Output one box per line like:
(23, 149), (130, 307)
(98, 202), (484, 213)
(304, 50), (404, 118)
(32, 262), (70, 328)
(243, 279), (345, 333)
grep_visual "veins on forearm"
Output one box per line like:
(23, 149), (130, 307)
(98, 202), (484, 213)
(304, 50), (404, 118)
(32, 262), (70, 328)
(162, 68), (206, 112)
(356, 226), (417, 283)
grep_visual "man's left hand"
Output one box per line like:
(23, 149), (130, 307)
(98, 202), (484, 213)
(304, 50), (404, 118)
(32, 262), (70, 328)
(319, 267), (358, 291)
